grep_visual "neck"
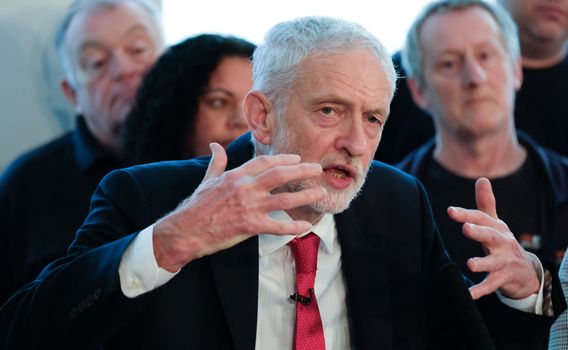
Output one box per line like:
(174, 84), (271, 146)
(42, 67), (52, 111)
(85, 121), (121, 155)
(433, 130), (526, 179)
(521, 37), (567, 68)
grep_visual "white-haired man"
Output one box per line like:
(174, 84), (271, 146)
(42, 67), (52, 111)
(0, 0), (165, 304)
(1, 15), (563, 349)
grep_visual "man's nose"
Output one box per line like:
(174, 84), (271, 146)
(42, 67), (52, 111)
(336, 119), (367, 157)
(109, 52), (142, 80)
(462, 58), (487, 87)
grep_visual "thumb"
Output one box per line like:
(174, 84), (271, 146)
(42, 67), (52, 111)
(204, 143), (228, 181)
(475, 177), (498, 219)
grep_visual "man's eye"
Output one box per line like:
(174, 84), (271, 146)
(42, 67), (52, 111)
(87, 58), (107, 73)
(321, 107), (334, 115)
(129, 44), (148, 56)
(441, 60), (456, 70)
(478, 51), (492, 62)
(368, 115), (382, 124)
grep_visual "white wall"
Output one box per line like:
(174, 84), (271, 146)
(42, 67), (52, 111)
(163, 0), (432, 53)
(0, 0), (75, 172)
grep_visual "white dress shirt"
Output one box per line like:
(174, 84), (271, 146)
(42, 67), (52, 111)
(118, 212), (544, 348)
(255, 211), (349, 349)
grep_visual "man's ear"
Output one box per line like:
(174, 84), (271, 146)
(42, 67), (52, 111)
(243, 91), (275, 145)
(407, 77), (430, 111)
(60, 80), (79, 113)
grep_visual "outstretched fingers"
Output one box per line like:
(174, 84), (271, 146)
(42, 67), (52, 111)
(265, 187), (327, 212)
(469, 275), (503, 300)
(475, 177), (498, 219)
(236, 153), (304, 178)
(204, 143), (228, 181)
(255, 162), (323, 191)
(448, 206), (509, 232)
(264, 217), (314, 236)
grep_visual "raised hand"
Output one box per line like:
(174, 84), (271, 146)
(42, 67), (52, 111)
(153, 143), (327, 272)
(447, 177), (540, 300)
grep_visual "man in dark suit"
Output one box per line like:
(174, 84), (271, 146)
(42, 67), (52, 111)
(0, 15), (563, 350)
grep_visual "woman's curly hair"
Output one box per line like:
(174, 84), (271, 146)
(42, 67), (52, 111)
(121, 34), (256, 165)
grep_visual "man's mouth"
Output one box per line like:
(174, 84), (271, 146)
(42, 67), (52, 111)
(537, 4), (567, 21)
(322, 165), (356, 189)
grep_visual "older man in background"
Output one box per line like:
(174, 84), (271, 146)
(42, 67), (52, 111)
(0, 0), (165, 304)
(378, 0), (568, 164)
(397, 0), (568, 348)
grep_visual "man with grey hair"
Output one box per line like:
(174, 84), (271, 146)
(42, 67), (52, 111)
(397, 0), (568, 348)
(0, 15), (563, 349)
(0, 0), (164, 304)
(378, 0), (568, 164)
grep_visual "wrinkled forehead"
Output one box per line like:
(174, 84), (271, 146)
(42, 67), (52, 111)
(420, 7), (504, 56)
(64, 3), (159, 53)
(291, 49), (393, 112)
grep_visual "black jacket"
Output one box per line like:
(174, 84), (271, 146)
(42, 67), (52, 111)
(1, 133), (563, 349)
(0, 117), (120, 304)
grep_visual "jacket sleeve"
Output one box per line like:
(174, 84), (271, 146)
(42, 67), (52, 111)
(0, 169), (156, 349)
(413, 178), (496, 350)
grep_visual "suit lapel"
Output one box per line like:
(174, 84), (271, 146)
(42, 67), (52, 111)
(209, 134), (259, 350)
(210, 236), (259, 350)
(336, 194), (393, 349)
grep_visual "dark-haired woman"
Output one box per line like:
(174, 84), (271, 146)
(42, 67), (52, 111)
(122, 34), (255, 165)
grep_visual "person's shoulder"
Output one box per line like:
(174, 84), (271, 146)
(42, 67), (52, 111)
(366, 160), (421, 190)
(0, 132), (74, 184)
(101, 156), (211, 192)
(522, 132), (568, 170)
(392, 50), (402, 66)
(360, 161), (430, 212)
(91, 157), (212, 212)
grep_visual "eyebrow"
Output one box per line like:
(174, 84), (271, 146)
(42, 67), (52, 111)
(308, 94), (389, 117)
(203, 88), (235, 97)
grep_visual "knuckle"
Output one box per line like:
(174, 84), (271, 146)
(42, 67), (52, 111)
(268, 167), (288, 183)
(255, 155), (272, 167)
(276, 194), (292, 208)
(224, 169), (240, 182)
(496, 218), (510, 230)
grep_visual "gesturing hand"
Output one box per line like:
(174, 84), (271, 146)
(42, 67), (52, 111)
(153, 143), (327, 272)
(447, 177), (540, 300)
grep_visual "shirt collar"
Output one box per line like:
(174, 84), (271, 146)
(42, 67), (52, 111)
(258, 211), (336, 257)
(72, 116), (119, 171)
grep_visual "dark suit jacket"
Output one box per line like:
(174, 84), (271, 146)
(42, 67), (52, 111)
(0, 133), (561, 349)
(0, 117), (120, 304)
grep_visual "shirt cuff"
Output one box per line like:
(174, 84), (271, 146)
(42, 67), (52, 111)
(119, 224), (179, 298)
(495, 253), (544, 315)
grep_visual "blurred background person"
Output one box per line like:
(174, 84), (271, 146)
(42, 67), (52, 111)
(377, 0), (568, 164)
(0, 0), (164, 304)
(497, 0), (568, 157)
(549, 249), (568, 349)
(396, 0), (568, 347)
(121, 34), (255, 165)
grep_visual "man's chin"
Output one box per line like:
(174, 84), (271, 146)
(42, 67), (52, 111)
(309, 186), (360, 214)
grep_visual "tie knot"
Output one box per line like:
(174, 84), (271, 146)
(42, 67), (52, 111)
(289, 232), (320, 273)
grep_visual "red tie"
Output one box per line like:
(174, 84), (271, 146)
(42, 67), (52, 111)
(289, 233), (326, 350)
